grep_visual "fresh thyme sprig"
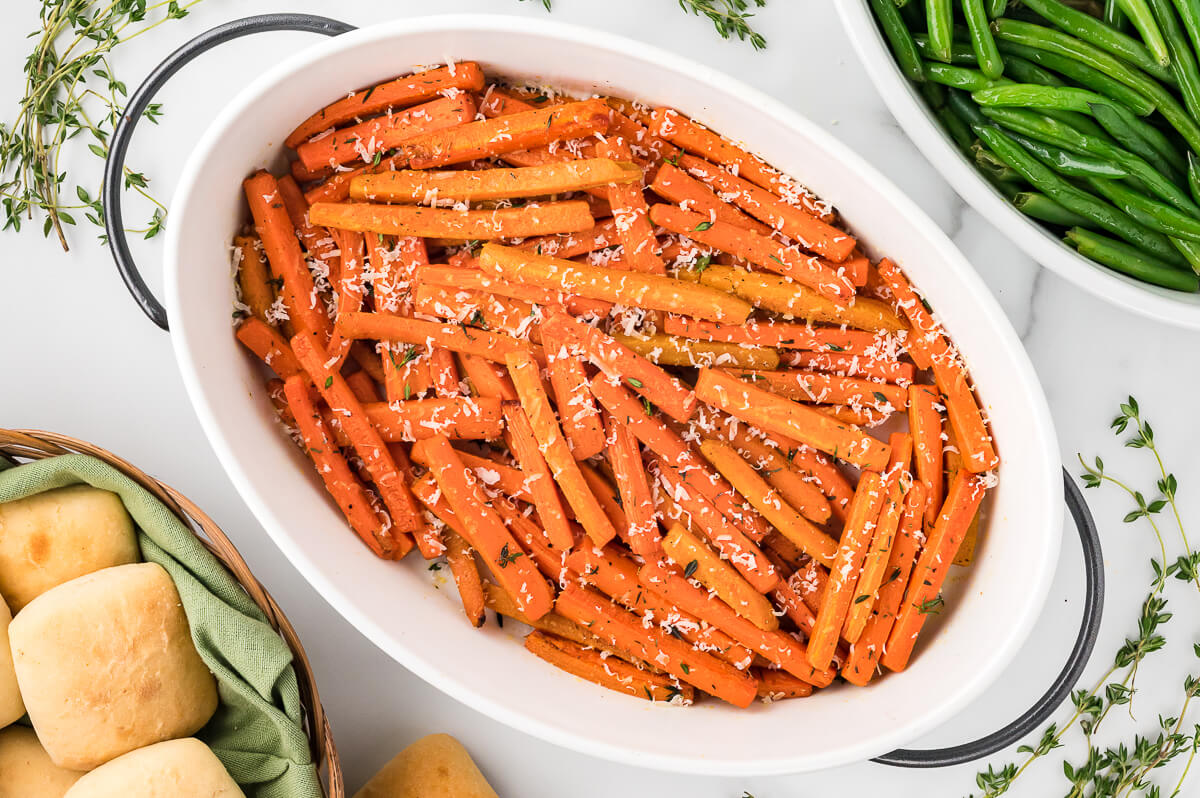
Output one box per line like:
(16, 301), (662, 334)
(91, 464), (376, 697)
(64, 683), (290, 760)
(521, 0), (768, 49)
(968, 397), (1200, 797)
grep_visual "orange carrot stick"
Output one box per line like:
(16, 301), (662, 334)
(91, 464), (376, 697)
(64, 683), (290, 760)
(909, 384), (946, 527)
(710, 420), (832, 524)
(757, 669), (815, 700)
(336, 312), (537, 364)
(639, 559), (834, 687)
(235, 318), (303, 378)
(542, 323), (606, 460)
(611, 332), (779, 370)
(358, 398), (503, 441)
(444, 530), (486, 627)
(285, 62), (486, 148)
(789, 446), (856, 523)
(554, 583), (758, 707)
(427, 346), (461, 398)
(601, 411), (662, 558)
(519, 217), (621, 260)
(351, 159), (640, 202)
(876, 258), (998, 473)
(807, 471), (886, 670)
(650, 204), (855, 303)
(276, 175), (340, 292)
(546, 312), (697, 422)
(326, 228), (367, 366)
(460, 353), (518, 401)
(597, 139), (664, 274)
(661, 315), (886, 355)
(650, 163), (772, 235)
(412, 285), (541, 341)
(524, 631), (692, 703)
(883, 470), (990, 672)
(661, 524), (778, 631)
(501, 402), (575, 551)
(694, 368), (892, 471)
(726, 368), (907, 412)
(783, 350), (916, 386)
(309, 200), (594, 241)
(282, 375), (390, 557)
(408, 445), (530, 504)
(418, 262), (613, 318)
(290, 158), (331, 184)
(506, 349), (617, 547)
(483, 583), (623, 658)
(234, 235), (275, 324)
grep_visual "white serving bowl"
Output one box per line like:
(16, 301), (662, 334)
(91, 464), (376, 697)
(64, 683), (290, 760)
(166, 14), (1062, 774)
(834, 0), (1200, 329)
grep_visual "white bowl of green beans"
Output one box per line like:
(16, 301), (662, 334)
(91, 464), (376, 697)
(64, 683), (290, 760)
(836, 0), (1200, 328)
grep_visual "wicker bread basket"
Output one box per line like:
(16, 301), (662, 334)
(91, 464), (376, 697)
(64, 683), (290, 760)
(0, 428), (345, 798)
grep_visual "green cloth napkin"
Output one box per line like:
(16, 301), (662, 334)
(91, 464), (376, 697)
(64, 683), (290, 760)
(0, 453), (324, 798)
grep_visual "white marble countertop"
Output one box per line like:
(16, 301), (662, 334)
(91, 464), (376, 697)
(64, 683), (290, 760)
(5, 1), (1200, 795)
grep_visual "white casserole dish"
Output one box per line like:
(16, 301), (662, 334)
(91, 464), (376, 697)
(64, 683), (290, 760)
(163, 14), (1062, 774)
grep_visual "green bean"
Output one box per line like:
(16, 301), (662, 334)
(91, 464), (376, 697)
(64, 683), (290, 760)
(1106, 0), (1129, 29)
(1013, 192), (1093, 226)
(871, 0), (928, 83)
(925, 62), (1004, 91)
(1065, 227), (1199, 290)
(975, 124), (1187, 264)
(988, 0), (1007, 16)
(1169, 238), (1200, 273)
(913, 34), (981, 65)
(973, 142), (1027, 182)
(1087, 101), (1187, 179)
(1005, 131), (1131, 177)
(919, 79), (948, 109)
(1117, 0), (1173, 66)
(963, 0), (1004, 77)
(936, 104), (977, 150)
(992, 19), (1200, 153)
(1146, 0), (1200, 120)
(1087, 177), (1200, 241)
(973, 84), (1131, 115)
(1174, 0), (1200, 65)
(996, 40), (1158, 115)
(1014, 0), (1176, 83)
(1002, 54), (1067, 86)
(1188, 152), (1200, 206)
(946, 86), (995, 128)
(927, 0), (955, 62)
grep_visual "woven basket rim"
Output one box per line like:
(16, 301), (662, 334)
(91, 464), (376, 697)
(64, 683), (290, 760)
(0, 428), (344, 798)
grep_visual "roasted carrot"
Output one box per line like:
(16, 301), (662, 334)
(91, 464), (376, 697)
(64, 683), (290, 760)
(444, 530), (486, 628)
(639, 559), (834, 687)
(519, 217), (621, 260)
(460, 353), (518, 400)
(555, 584), (759, 707)
(807, 471), (886, 670)
(876, 258), (998, 473)
(336, 312), (537, 364)
(601, 411), (662, 558)
(909, 384), (946, 526)
(482, 583), (624, 658)
(325, 228), (367, 366)
(524, 630), (691, 703)
(506, 349), (617, 547)
(501, 402), (575, 551)
(728, 368), (907, 413)
(784, 350), (916, 386)
(650, 204), (855, 303)
(418, 262), (614, 318)
(414, 434), (554, 619)
(358, 397), (503, 441)
(661, 315), (887, 355)
(541, 322), (606, 460)
(413, 284), (541, 342)
(234, 235), (275, 324)
(650, 163), (772, 235)
(596, 139), (664, 274)
(235, 318), (303, 378)
(290, 158), (331, 184)
(662, 524), (778, 631)
(710, 421), (832, 524)
(757, 669), (815, 700)
(282, 376), (391, 557)
(698, 439), (838, 568)
(694, 368), (891, 471)
(408, 444), (530, 503)
(285, 62), (486, 148)
(883, 470), (989, 672)
(351, 159), (640, 203)
(309, 200), (594, 240)
(611, 332), (779, 370)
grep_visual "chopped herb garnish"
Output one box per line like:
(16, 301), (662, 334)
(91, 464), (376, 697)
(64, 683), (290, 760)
(694, 253), (712, 273)
(680, 663), (691, 674)
(917, 595), (944, 615)
(323, 376), (333, 388)
(627, 377), (644, 388)
(683, 559), (699, 579)
(826, 344), (845, 352)
(853, 593), (872, 604)
(873, 391), (888, 404)
(498, 542), (524, 568)
(693, 221), (713, 232)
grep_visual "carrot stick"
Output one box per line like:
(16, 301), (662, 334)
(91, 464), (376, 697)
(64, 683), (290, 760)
(661, 315), (887, 355)
(709, 420), (832, 524)
(524, 631), (692, 703)
(725, 368), (907, 412)
(757, 669), (815, 700)
(460, 353), (518, 401)
(309, 200), (594, 241)
(768, 563), (818, 636)
(489, 492), (576, 581)
(276, 175), (340, 293)
(647, 108), (834, 222)
(875, 257), (998, 473)
(694, 368), (892, 471)
(944, 425), (983, 567)
(883, 470), (989, 672)
(383, 346), (433, 401)
(555, 583), (759, 707)
(611, 332), (779, 370)
(639, 559), (834, 687)
(413, 284), (541, 342)
(483, 583), (625, 658)
(843, 433), (913, 643)
(282, 375), (391, 557)
(299, 95), (477, 171)
(791, 556), (829, 615)
(418, 263), (613, 317)
(352, 397), (501, 441)
(601, 411), (662, 558)
(807, 471), (887, 670)
(519, 217), (621, 259)
(682, 265), (905, 332)
(677, 154), (856, 262)
(291, 335), (423, 539)
(351, 159), (640, 202)
(909, 384), (946, 527)
(235, 318), (303, 378)
(842, 482), (927, 686)
(650, 204), (855, 303)
(506, 350), (617, 547)
(444, 530), (486, 627)
(697, 439), (838, 568)
(336, 312), (537, 364)
(545, 312), (697, 422)
(325, 228), (366, 366)
(290, 158), (331, 184)
(789, 446), (855, 523)
(285, 62), (485, 148)
(412, 446), (530, 504)
(243, 171), (331, 342)
(662, 524), (778, 631)
(650, 163), (772, 235)
(784, 350), (916, 386)
(542, 323), (606, 460)
(501, 402), (575, 551)
(413, 434), (555, 620)
(596, 139), (664, 274)
(425, 346), (460, 398)
(578, 463), (631, 542)
(234, 235), (276, 324)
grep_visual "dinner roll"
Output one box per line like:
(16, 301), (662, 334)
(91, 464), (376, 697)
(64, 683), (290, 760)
(0, 597), (23, 728)
(10, 563), (218, 770)
(0, 726), (83, 798)
(63, 738), (244, 798)
(354, 733), (499, 798)
(0, 485), (139, 611)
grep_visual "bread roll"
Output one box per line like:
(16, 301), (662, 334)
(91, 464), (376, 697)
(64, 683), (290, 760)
(0, 485), (139, 611)
(353, 733), (499, 798)
(0, 726), (83, 798)
(9, 563), (219, 770)
(0, 597), (23, 728)
(63, 738), (244, 798)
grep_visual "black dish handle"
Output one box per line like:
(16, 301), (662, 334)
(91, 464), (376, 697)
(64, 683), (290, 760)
(104, 14), (355, 330)
(876, 468), (1104, 767)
